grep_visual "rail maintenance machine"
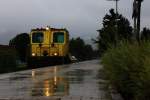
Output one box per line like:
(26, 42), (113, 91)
(27, 27), (71, 66)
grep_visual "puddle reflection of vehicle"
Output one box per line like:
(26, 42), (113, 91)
(31, 77), (69, 96)
(31, 68), (69, 97)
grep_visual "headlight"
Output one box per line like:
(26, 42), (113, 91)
(32, 53), (36, 56)
(54, 53), (58, 56)
(46, 27), (49, 30)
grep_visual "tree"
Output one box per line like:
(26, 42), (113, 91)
(84, 44), (93, 60)
(69, 37), (85, 61)
(96, 9), (133, 54)
(141, 27), (150, 41)
(69, 37), (94, 61)
(9, 33), (30, 62)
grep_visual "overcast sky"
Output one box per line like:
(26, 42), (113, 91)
(0, 0), (149, 44)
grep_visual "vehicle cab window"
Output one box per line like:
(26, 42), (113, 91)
(53, 32), (64, 43)
(32, 32), (44, 43)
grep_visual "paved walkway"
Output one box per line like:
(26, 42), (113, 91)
(0, 60), (112, 100)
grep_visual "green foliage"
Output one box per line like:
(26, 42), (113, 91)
(97, 9), (132, 54)
(9, 33), (30, 62)
(102, 41), (150, 100)
(141, 27), (150, 41)
(69, 37), (94, 61)
(0, 48), (17, 73)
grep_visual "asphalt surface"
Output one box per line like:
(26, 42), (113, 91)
(0, 60), (111, 100)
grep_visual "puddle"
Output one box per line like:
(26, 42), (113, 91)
(31, 77), (69, 97)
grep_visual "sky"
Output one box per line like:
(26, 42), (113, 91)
(0, 0), (149, 44)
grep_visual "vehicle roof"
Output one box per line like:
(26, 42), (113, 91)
(31, 28), (69, 33)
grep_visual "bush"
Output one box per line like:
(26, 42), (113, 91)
(102, 41), (150, 100)
(0, 49), (17, 73)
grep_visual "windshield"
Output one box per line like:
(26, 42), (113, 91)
(32, 32), (44, 43)
(53, 32), (64, 43)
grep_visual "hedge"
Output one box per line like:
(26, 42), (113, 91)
(102, 41), (150, 100)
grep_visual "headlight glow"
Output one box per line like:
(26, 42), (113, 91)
(32, 53), (36, 56)
(46, 27), (49, 30)
(54, 53), (58, 56)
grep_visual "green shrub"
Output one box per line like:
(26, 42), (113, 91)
(0, 49), (17, 73)
(102, 41), (150, 100)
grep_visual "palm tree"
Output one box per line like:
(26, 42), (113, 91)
(136, 0), (143, 42)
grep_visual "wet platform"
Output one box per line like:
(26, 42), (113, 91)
(0, 60), (111, 100)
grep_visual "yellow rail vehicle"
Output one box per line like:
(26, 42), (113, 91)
(28, 27), (70, 66)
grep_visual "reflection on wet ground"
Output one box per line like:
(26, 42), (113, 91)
(0, 60), (111, 100)
(66, 69), (93, 84)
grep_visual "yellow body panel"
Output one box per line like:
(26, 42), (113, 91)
(29, 28), (69, 57)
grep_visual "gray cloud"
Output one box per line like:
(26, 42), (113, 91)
(0, 0), (149, 44)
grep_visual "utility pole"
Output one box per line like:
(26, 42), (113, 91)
(107, 0), (120, 45)
(107, 0), (120, 15)
(137, 0), (143, 42)
(132, 0), (144, 42)
(133, 0), (138, 40)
